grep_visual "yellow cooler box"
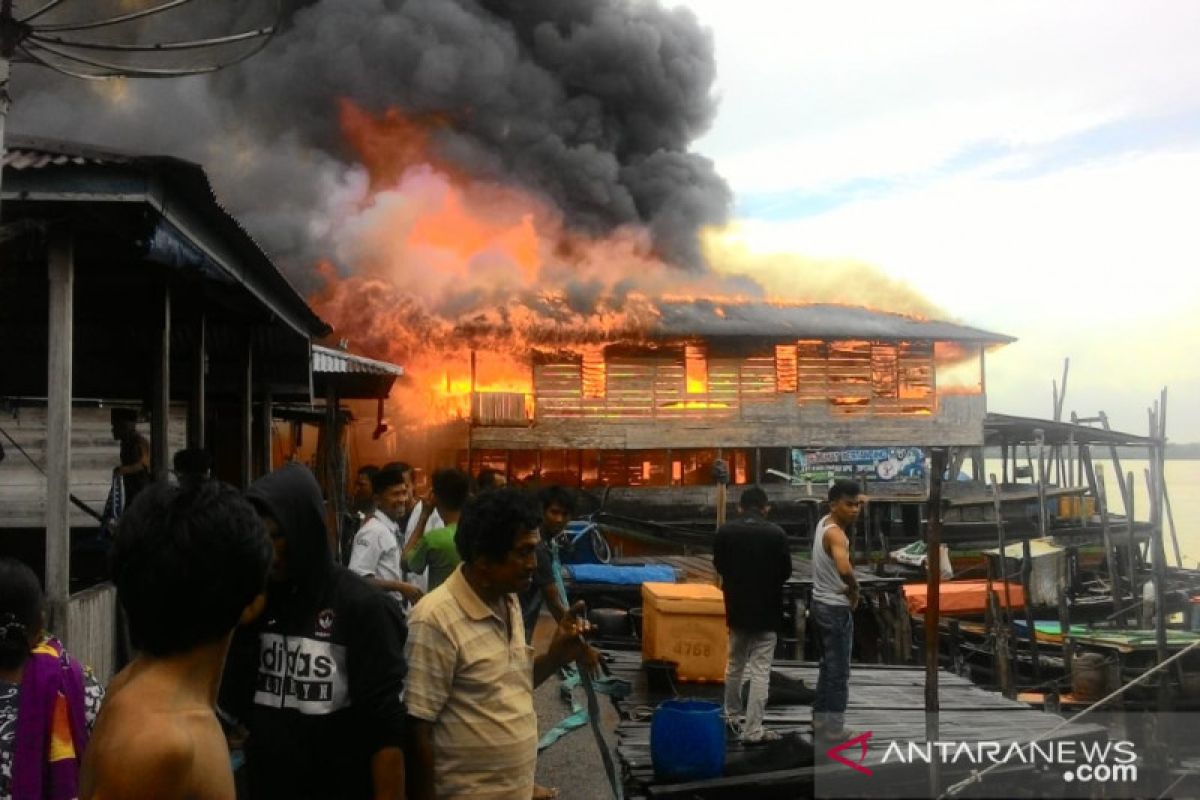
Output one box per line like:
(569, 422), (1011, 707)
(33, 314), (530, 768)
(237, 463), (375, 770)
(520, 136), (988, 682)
(641, 582), (729, 683)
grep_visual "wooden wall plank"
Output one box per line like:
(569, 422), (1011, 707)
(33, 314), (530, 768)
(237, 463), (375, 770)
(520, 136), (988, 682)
(0, 406), (187, 529)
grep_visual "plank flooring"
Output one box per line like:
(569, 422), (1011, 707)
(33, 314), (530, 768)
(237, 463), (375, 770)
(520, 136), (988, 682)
(607, 650), (1109, 798)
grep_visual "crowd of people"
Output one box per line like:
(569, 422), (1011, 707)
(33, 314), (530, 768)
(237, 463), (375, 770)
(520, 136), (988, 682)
(2, 456), (600, 800)
(1, 443), (866, 799)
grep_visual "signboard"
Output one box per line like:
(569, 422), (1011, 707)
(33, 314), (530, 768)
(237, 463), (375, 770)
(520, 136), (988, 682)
(789, 447), (926, 482)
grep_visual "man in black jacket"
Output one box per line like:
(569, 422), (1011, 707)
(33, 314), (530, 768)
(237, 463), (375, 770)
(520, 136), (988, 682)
(221, 463), (408, 799)
(713, 486), (792, 744)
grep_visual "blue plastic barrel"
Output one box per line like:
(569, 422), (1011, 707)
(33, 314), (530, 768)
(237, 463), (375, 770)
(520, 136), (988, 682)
(650, 699), (725, 782)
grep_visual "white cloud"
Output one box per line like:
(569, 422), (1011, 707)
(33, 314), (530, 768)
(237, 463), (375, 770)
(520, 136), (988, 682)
(674, 1), (1200, 193)
(668, 0), (1200, 438)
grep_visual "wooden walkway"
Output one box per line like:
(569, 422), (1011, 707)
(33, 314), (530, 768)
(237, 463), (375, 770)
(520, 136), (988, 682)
(608, 650), (1109, 798)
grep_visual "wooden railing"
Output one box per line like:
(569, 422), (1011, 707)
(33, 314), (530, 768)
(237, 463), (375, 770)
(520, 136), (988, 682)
(66, 582), (119, 684)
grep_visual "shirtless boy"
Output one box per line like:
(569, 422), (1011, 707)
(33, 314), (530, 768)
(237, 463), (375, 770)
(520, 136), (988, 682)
(82, 480), (272, 799)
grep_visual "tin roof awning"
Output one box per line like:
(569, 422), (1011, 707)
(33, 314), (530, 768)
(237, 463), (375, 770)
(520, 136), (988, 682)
(312, 345), (404, 400)
(2, 135), (331, 342)
(985, 413), (1157, 448)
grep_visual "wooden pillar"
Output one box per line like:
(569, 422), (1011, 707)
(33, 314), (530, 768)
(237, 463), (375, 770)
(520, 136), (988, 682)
(188, 311), (206, 449)
(151, 285), (170, 477)
(924, 446), (948, 795)
(324, 383), (344, 558)
(1020, 535), (1040, 685)
(989, 476), (1017, 694)
(240, 334), (253, 489)
(1096, 468), (1125, 627)
(1150, 394), (1170, 709)
(260, 390), (274, 476)
(45, 230), (73, 640)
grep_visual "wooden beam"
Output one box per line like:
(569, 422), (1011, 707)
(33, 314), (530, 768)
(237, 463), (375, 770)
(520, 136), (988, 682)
(45, 229), (74, 641)
(150, 284), (170, 477)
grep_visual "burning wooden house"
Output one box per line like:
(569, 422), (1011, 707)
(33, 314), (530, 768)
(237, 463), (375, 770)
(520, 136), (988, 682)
(419, 300), (1013, 531)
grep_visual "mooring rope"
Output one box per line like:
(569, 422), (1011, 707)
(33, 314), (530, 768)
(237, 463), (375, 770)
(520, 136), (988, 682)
(939, 638), (1200, 798)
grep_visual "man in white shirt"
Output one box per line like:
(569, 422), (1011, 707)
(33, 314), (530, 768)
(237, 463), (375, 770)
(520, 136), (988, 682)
(349, 466), (423, 607)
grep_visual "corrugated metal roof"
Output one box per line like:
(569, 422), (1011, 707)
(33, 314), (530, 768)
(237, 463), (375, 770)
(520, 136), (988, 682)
(2, 139), (135, 170)
(654, 301), (1014, 344)
(985, 413), (1155, 447)
(312, 345), (404, 377)
(2, 135), (331, 340)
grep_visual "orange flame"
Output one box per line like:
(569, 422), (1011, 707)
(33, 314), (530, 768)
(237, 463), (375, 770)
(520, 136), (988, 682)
(308, 102), (956, 446)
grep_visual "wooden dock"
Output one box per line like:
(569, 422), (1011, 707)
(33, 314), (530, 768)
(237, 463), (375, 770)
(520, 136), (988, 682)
(608, 650), (1109, 798)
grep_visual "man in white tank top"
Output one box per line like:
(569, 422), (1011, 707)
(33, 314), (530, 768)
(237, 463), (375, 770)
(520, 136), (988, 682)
(810, 479), (863, 741)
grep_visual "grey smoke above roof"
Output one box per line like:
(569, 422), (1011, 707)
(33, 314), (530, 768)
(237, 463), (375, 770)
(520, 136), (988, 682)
(11, 0), (729, 280)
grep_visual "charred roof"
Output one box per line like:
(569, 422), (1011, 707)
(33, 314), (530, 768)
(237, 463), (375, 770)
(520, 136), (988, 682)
(653, 300), (1014, 344)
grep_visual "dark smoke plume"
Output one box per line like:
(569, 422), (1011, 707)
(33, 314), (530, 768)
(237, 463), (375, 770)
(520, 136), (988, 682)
(10, 0), (730, 279)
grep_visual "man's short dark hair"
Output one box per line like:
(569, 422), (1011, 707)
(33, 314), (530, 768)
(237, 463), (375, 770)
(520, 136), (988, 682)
(371, 467), (406, 496)
(110, 407), (138, 436)
(537, 485), (576, 516)
(829, 479), (862, 503)
(357, 464), (381, 479)
(382, 461), (412, 479)
(433, 468), (471, 512)
(739, 486), (769, 511)
(0, 558), (43, 671)
(476, 468), (504, 492)
(113, 480), (271, 657)
(455, 488), (541, 564)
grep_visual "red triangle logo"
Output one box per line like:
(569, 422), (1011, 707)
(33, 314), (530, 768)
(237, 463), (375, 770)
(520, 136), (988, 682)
(826, 731), (874, 776)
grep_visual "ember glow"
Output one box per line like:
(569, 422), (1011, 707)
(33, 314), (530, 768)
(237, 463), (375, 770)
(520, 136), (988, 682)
(308, 103), (958, 433)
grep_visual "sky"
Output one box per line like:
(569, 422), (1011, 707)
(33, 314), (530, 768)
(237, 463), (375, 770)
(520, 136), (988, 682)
(669, 0), (1200, 442)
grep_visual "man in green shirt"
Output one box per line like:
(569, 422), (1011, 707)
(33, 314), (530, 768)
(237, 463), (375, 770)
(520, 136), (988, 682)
(403, 468), (469, 592)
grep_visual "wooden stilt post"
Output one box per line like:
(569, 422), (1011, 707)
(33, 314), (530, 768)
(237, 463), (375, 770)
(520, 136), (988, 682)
(1020, 537), (1040, 685)
(188, 311), (206, 449)
(260, 390), (273, 476)
(1096, 467), (1125, 627)
(45, 230), (73, 640)
(990, 476), (1017, 693)
(924, 447), (948, 796)
(1164, 482), (1182, 568)
(151, 284), (170, 478)
(1125, 471), (1138, 611)
(240, 333), (253, 489)
(1150, 392), (1170, 710)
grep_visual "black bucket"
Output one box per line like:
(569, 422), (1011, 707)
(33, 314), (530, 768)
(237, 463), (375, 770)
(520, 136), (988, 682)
(629, 607), (644, 639)
(644, 659), (679, 696)
(589, 607), (630, 639)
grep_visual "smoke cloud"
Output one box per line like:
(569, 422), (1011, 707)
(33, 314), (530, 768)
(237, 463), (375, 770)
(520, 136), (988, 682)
(10, 0), (730, 279)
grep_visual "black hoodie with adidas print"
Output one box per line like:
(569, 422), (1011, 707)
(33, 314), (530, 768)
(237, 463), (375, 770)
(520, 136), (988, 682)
(220, 463), (407, 799)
